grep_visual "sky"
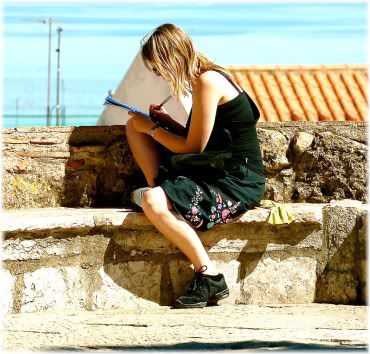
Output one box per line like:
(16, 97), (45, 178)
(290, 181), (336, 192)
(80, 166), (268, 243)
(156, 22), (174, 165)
(1, 0), (368, 125)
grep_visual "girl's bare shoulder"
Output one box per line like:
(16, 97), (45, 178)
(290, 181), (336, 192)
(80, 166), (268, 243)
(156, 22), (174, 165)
(194, 70), (224, 92)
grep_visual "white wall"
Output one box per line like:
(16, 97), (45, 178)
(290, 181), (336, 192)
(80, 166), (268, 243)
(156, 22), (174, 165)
(97, 52), (192, 126)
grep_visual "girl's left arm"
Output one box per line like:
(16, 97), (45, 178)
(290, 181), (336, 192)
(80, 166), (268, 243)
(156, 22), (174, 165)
(129, 72), (221, 154)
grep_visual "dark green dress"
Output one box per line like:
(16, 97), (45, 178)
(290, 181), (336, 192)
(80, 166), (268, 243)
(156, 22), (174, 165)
(155, 71), (265, 231)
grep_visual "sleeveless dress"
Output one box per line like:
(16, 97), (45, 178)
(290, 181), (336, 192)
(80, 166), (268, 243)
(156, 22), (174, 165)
(154, 70), (265, 231)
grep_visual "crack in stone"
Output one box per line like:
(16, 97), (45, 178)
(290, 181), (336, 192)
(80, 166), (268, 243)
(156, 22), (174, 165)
(86, 323), (148, 327)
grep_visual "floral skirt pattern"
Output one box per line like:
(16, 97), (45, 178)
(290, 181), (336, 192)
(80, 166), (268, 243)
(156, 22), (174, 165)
(157, 164), (265, 232)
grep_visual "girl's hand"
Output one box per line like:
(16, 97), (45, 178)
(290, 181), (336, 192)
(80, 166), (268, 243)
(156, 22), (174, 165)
(128, 112), (156, 134)
(149, 104), (171, 125)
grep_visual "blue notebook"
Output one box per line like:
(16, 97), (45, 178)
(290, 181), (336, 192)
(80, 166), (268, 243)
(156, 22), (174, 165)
(103, 95), (151, 119)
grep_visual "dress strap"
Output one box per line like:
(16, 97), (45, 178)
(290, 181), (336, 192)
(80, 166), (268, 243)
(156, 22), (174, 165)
(212, 69), (243, 93)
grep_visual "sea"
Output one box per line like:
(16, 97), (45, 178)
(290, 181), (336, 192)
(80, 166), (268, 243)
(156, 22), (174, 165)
(3, 1), (368, 128)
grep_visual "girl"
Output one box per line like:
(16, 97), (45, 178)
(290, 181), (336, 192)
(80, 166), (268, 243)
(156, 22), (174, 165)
(126, 24), (265, 308)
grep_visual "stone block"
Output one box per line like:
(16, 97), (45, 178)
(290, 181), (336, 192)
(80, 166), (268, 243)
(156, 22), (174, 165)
(240, 256), (317, 304)
(168, 260), (196, 301)
(0, 268), (15, 315)
(292, 131), (315, 155)
(21, 267), (86, 313)
(3, 174), (65, 209)
(213, 260), (241, 304)
(315, 271), (358, 304)
(358, 210), (367, 304)
(92, 267), (160, 310)
(2, 237), (81, 261)
(112, 230), (177, 255)
(258, 129), (290, 173)
(96, 261), (162, 308)
(61, 170), (97, 207)
(323, 201), (364, 272)
(264, 168), (295, 202)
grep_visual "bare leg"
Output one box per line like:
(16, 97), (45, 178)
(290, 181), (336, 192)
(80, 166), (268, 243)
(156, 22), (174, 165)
(141, 187), (218, 274)
(125, 118), (161, 187)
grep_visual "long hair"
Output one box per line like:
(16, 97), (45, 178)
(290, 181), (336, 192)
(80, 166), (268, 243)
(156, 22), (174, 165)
(141, 23), (235, 98)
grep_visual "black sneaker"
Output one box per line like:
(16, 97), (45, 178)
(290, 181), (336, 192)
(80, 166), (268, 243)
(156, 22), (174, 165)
(174, 265), (229, 309)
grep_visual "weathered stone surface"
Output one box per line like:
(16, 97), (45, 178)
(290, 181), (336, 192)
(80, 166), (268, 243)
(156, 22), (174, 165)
(315, 199), (367, 304)
(290, 132), (367, 202)
(213, 260), (241, 304)
(240, 256), (317, 304)
(0, 204), (323, 234)
(264, 168), (295, 202)
(1, 202), (366, 311)
(91, 267), (159, 310)
(62, 170), (97, 207)
(168, 260), (195, 301)
(2, 235), (109, 265)
(0, 268), (15, 315)
(2, 174), (65, 209)
(112, 230), (177, 255)
(258, 129), (290, 173)
(358, 211), (367, 304)
(3, 304), (368, 352)
(315, 271), (358, 304)
(2, 123), (367, 208)
(21, 267), (86, 313)
(100, 262), (161, 305)
(292, 131), (315, 155)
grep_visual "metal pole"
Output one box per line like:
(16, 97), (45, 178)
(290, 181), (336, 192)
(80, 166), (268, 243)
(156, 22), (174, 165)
(56, 27), (63, 126)
(46, 18), (52, 126)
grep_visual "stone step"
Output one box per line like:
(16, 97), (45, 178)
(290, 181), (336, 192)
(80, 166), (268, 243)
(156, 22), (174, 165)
(1, 200), (367, 315)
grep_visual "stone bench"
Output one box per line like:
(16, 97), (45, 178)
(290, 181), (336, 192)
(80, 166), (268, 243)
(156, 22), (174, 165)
(1, 200), (366, 314)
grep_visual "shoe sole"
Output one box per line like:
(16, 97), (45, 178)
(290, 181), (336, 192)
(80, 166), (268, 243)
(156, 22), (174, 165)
(173, 288), (229, 309)
(208, 288), (230, 305)
(173, 301), (207, 309)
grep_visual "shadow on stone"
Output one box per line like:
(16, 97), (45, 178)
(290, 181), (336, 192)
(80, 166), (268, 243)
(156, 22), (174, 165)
(102, 214), (321, 306)
(49, 339), (367, 351)
(62, 126), (146, 208)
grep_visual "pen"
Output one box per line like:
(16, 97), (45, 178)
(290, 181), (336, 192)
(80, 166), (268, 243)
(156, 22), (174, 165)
(158, 95), (172, 109)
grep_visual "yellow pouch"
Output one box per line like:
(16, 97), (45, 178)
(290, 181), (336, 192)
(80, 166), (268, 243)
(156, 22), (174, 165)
(260, 200), (295, 225)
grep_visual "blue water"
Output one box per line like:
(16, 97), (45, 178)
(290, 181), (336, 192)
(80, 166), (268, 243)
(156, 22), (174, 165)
(3, 2), (368, 128)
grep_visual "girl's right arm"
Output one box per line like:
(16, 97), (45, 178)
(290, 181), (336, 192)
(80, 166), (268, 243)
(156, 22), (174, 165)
(149, 105), (186, 137)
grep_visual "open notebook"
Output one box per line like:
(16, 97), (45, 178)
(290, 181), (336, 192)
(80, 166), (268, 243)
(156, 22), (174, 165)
(103, 95), (151, 119)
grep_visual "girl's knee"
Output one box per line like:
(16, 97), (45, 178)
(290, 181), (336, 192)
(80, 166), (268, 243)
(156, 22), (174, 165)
(141, 187), (173, 213)
(125, 118), (135, 133)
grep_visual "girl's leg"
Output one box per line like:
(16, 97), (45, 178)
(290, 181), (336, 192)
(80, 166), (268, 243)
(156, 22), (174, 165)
(141, 186), (218, 274)
(125, 118), (161, 187)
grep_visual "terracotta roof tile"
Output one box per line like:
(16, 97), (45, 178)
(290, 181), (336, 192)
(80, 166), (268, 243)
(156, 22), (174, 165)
(275, 72), (306, 121)
(288, 72), (318, 122)
(315, 71), (346, 121)
(261, 72), (291, 122)
(226, 65), (368, 122)
(248, 71), (280, 122)
(353, 71), (368, 99)
(341, 71), (367, 121)
(302, 72), (333, 121)
(327, 72), (360, 121)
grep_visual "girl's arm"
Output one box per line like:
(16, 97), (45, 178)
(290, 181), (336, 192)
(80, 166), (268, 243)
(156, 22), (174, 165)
(129, 72), (222, 154)
(149, 105), (186, 136)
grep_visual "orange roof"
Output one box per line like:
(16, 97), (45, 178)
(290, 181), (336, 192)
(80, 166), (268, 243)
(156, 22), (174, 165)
(226, 65), (368, 122)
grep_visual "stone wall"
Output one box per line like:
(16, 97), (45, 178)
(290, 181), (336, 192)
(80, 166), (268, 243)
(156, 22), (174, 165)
(1, 200), (367, 314)
(2, 122), (367, 209)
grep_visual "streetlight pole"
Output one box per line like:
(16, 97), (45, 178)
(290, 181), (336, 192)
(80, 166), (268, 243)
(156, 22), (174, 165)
(46, 18), (52, 126)
(55, 27), (63, 126)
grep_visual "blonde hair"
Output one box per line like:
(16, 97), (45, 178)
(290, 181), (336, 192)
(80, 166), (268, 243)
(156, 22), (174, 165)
(141, 23), (235, 98)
